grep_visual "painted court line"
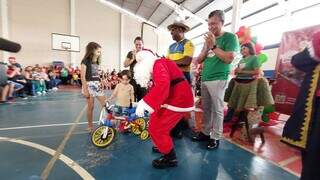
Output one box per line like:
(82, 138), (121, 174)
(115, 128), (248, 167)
(0, 121), (99, 131)
(0, 136), (94, 179)
(40, 105), (88, 180)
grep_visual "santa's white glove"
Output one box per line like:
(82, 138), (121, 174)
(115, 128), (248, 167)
(135, 99), (154, 117)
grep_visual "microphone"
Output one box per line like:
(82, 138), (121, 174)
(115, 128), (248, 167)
(0, 38), (21, 52)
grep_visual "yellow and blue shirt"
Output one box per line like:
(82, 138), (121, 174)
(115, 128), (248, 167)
(166, 39), (194, 72)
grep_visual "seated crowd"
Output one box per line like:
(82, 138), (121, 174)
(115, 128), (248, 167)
(0, 57), (122, 104)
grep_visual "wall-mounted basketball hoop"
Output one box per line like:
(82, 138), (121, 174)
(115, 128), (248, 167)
(52, 33), (80, 52)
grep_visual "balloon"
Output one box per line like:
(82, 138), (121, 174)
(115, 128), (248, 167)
(258, 53), (268, 64)
(255, 43), (264, 54)
(239, 26), (246, 33)
(263, 105), (275, 114)
(239, 37), (244, 44)
(236, 26), (248, 43)
(242, 38), (251, 44)
(262, 115), (269, 122)
(251, 36), (257, 44)
(244, 27), (251, 39)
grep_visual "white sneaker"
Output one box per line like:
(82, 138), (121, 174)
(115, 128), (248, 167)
(36, 92), (42, 95)
(52, 87), (58, 91)
(42, 91), (46, 94)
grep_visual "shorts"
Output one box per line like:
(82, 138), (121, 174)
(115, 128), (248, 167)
(85, 81), (104, 97)
(8, 80), (24, 90)
(114, 105), (130, 116)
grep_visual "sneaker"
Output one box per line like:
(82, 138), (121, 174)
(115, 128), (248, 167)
(52, 87), (58, 91)
(36, 92), (42, 95)
(207, 139), (220, 150)
(152, 149), (178, 169)
(42, 91), (46, 94)
(192, 132), (210, 141)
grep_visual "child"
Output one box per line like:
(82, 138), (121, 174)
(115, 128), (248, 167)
(32, 67), (47, 95)
(81, 42), (106, 132)
(107, 70), (134, 115)
(40, 67), (52, 90)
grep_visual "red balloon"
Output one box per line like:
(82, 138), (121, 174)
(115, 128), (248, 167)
(255, 43), (264, 54)
(236, 26), (246, 37)
(239, 26), (246, 32)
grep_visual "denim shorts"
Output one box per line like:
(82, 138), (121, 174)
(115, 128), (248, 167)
(8, 80), (24, 90)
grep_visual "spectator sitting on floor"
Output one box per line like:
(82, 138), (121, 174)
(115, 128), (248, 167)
(0, 62), (13, 103)
(24, 66), (36, 96)
(40, 67), (52, 91)
(48, 69), (60, 91)
(7, 64), (25, 98)
(60, 66), (69, 85)
(32, 67), (47, 95)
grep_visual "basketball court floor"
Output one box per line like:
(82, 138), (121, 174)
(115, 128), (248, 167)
(0, 90), (298, 180)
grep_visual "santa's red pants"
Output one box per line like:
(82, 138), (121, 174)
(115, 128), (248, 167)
(148, 108), (183, 154)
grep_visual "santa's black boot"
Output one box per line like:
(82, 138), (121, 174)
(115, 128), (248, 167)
(152, 149), (178, 169)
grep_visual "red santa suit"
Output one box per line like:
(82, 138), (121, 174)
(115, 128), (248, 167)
(134, 51), (194, 155)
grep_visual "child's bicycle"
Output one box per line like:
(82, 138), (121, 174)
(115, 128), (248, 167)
(91, 102), (149, 148)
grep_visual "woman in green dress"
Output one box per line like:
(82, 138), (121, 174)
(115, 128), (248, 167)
(224, 43), (274, 140)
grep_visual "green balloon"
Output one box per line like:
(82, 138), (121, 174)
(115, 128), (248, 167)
(262, 115), (269, 123)
(263, 105), (275, 114)
(258, 53), (268, 64)
(251, 36), (258, 44)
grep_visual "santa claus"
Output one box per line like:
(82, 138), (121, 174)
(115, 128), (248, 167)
(134, 50), (194, 169)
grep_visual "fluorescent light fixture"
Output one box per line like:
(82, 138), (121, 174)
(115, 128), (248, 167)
(97, 0), (159, 28)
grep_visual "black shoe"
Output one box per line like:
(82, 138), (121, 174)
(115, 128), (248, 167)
(152, 146), (160, 153)
(192, 132), (210, 141)
(207, 139), (220, 150)
(171, 131), (183, 139)
(152, 149), (178, 169)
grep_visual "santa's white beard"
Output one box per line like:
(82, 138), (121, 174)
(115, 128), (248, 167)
(134, 61), (154, 88)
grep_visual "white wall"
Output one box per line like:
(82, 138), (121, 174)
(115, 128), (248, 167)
(120, 14), (141, 70)
(0, 0), (160, 71)
(75, 0), (120, 71)
(156, 30), (173, 57)
(7, 0), (70, 66)
(262, 47), (279, 71)
(143, 24), (158, 53)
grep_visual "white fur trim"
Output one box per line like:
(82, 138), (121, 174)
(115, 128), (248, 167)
(134, 50), (157, 88)
(162, 104), (195, 112)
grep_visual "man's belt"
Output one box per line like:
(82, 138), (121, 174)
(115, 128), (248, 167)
(170, 77), (185, 87)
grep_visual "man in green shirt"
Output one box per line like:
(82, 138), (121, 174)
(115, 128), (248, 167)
(192, 10), (240, 149)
